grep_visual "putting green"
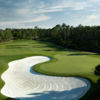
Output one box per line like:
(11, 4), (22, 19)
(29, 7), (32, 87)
(0, 40), (100, 100)
(35, 53), (100, 82)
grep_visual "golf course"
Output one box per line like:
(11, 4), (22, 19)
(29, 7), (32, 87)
(1, 0), (100, 99)
(0, 40), (100, 100)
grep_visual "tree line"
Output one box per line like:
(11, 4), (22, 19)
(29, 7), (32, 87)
(0, 24), (100, 53)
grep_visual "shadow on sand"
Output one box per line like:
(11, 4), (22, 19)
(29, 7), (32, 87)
(16, 86), (88, 100)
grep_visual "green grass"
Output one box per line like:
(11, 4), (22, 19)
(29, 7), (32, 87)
(34, 53), (100, 82)
(0, 40), (100, 100)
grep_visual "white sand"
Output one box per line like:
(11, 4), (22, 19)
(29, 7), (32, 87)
(1, 56), (90, 100)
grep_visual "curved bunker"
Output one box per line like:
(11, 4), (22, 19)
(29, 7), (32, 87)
(1, 56), (90, 100)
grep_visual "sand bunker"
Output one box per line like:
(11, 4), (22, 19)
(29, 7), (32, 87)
(1, 56), (90, 100)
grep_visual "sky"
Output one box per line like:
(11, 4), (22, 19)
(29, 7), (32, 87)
(0, 0), (100, 29)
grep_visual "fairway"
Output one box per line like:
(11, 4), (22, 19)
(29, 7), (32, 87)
(0, 40), (100, 100)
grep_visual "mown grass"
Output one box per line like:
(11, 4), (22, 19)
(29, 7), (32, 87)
(0, 40), (100, 100)
(0, 40), (59, 100)
(34, 53), (100, 82)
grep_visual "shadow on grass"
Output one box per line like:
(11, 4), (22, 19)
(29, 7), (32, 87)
(67, 53), (95, 56)
(16, 86), (88, 100)
(5, 45), (29, 49)
(89, 79), (100, 100)
(36, 40), (67, 51)
(4, 98), (16, 100)
(81, 78), (100, 100)
(43, 49), (53, 51)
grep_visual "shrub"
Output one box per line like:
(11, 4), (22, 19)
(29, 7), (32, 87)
(95, 64), (100, 75)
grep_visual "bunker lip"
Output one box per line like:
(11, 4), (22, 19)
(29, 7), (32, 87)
(1, 56), (90, 100)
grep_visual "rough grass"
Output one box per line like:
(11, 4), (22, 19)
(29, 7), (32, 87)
(0, 40), (100, 100)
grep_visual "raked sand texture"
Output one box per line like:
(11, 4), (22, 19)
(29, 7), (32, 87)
(1, 56), (90, 100)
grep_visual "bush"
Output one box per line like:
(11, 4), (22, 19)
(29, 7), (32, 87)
(95, 64), (100, 75)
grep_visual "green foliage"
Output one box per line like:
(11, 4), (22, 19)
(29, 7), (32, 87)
(0, 24), (100, 53)
(95, 64), (100, 75)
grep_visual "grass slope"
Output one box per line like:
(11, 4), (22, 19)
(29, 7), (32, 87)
(0, 40), (100, 100)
